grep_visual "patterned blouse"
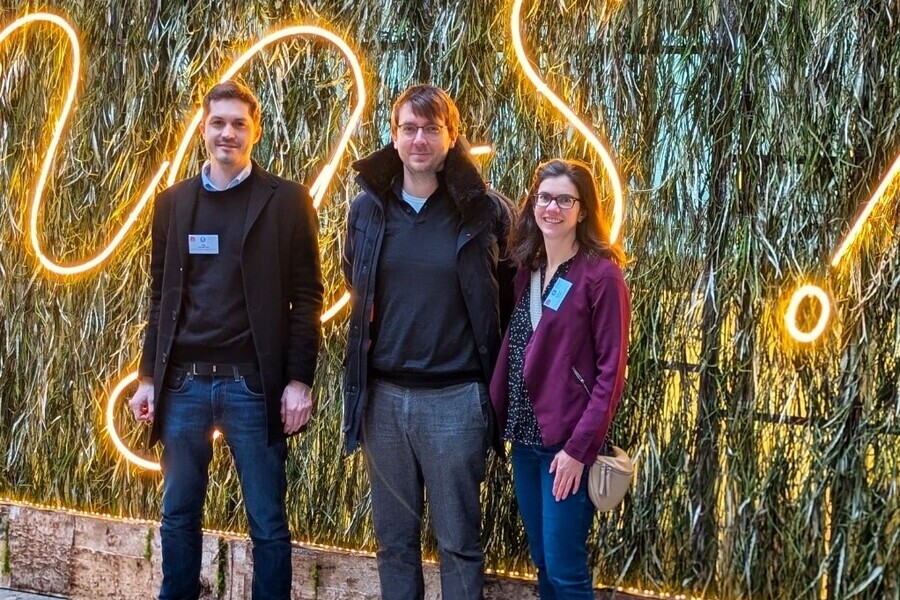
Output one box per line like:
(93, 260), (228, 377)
(503, 257), (576, 445)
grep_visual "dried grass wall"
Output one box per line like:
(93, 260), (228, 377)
(1, 1), (899, 598)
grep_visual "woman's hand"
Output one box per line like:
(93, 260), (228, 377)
(549, 449), (585, 501)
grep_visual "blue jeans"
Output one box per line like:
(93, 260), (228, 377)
(361, 380), (489, 600)
(158, 366), (291, 600)
(511, 442), (596, 600)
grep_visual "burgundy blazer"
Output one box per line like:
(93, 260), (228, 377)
(489, 251), (630, 465)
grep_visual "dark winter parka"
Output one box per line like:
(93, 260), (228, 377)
(341, 138), (514, 453)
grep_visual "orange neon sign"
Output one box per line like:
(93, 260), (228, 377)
(784, 152), (900, 343)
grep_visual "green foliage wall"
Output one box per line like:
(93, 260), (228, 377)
(1, 0), (899, 598)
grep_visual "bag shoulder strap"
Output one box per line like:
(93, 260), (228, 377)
(529, 268), (542, 330)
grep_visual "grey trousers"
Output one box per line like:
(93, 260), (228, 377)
(361, 379), (489, 600)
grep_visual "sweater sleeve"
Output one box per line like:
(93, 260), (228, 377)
(563, 270), (631, 465)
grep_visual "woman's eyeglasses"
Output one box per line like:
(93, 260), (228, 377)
(532, 192), (580, 210)
(396, 124), (447, 140)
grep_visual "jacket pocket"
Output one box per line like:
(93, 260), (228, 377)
(571, 365), (591, 397)
(239, 372), (265, 397)
(163, 366), (190, 394)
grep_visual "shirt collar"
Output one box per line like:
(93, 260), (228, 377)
(201, 161), (252, 192)
(390, 172), (446, 202)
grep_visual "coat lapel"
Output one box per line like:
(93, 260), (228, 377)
(174, 177), (201, 271)
(244, 164), (277, 242)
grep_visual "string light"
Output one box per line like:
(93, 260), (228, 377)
(0, 495), (705, 599)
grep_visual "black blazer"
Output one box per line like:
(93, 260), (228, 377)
(139, 162), (324, 446)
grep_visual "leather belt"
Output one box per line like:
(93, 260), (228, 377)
(173, 362), (258, 377)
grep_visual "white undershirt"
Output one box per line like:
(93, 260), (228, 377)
(401, 189), (428, 213)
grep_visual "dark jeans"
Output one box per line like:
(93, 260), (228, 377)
(511, 442), (596, 600)
(361, 380), (489, 600)
(158, 367), (291, 600)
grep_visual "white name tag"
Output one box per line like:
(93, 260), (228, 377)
(188, 234), (219, 254)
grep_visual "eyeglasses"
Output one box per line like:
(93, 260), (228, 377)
(532, 192), (580, 210)
(396, 123), (447, 140)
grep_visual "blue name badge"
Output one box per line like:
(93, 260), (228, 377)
(188, 234), (219, 254)
(543, 277), (572, 311)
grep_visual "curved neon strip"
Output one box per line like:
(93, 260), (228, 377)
(787, 149), (900, 342)
(830, 151), (900, 268)
(321, 292), (350, 322)
(105, 372), (161, 471)
(166, 24), (367, 212)
(469, 145), (493, 156)
(510, 0), (625, 242)
(0, 14), (171, 276)
(784, 284), (831, 344)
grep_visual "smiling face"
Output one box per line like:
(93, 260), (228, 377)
(200, 98), (261, 172)
(392, 102), (456, 176)
(533, 175), (584, 245)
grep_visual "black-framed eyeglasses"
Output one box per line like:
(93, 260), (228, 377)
(532, 192), (580, 210)
(397, 123), (447, 140)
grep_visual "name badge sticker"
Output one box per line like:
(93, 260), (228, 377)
(543, 277), (573, 311)
(188, 234), (219, 255)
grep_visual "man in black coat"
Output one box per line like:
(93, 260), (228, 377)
(342, 84), (513, 600)
(129, 80), (323, 600)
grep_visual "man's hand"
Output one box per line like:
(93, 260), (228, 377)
(549, 448), (586, 502)
(281, 380), (313, 434)
(129, 380), (155, 423)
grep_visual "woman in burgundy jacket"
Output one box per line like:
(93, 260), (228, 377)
(489, 159), (630, 599)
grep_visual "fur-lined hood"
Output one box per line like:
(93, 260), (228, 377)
(351, 136), (490, 218)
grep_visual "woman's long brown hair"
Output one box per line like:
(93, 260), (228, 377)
(509, 158), (626, 270)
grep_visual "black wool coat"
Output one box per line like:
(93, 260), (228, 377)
(139, 163), (324, 446)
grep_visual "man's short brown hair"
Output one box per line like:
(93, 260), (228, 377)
(390, 84), (460, 139)
(202, 80), (261, 125)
